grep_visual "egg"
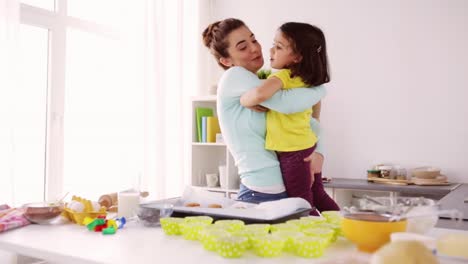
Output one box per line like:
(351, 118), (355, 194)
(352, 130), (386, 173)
(68, 200), (85, 212)
(92, 201), (101, 212)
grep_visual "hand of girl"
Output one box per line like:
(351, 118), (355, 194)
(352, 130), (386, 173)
(246, 105), (269, 112)
(304, 152), (324, 187)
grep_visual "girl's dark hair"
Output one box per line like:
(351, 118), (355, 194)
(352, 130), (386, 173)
(279, 22), (330, 86)
(202, 18), (246, 70)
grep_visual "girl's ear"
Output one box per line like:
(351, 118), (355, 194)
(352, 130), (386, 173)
(219, 57), (233, 67)
(293, 54), (303, 63)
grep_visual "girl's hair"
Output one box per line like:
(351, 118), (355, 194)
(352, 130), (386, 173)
(279, 22), (330, 86)
(202, 18), (246, 70)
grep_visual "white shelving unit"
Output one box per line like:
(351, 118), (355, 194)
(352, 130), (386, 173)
(190, 95), (239, 198)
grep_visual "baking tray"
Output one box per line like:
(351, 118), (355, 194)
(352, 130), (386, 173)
(171, 208), (312, 224)
(144, 197), (313, 224)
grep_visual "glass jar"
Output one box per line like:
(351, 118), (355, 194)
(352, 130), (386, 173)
(396, 168), (407, 180)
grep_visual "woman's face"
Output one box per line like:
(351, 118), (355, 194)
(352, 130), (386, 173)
(220, 26), (264, 73)
(270, 30), (301, 69)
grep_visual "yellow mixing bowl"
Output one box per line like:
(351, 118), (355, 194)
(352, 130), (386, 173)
(342, 212), (407, 253)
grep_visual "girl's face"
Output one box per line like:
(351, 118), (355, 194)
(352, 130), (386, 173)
(220, 26), (264, 73)
(270, 30), (301, 69)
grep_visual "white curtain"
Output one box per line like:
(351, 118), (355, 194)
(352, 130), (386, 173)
(143, 0), (200, 199)
(0, 0), (20, 206)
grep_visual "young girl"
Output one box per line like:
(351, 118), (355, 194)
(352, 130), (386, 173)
(240, 22), (330, 212)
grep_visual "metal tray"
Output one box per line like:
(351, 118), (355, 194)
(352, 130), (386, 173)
(171, 207), (312, 224)
(144, 197), (313, 224)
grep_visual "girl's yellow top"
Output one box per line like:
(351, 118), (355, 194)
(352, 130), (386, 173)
(265, 69), (317, 151)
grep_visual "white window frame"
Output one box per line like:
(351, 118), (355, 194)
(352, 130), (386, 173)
(20, 0), (120, 201)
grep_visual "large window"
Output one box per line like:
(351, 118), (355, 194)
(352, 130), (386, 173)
(64, 28), (144, 197)
(20, 0), (54, 11)
(3, 0), (196, 205)
(67, 0), (128, 27)
(13, 24), (49, 205)
(15, 1), (145, 202)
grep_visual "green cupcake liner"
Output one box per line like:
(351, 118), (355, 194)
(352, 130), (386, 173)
(299, 216), (327, 227)
(160, 217), (184, 235)
(286, 219), (302, 227)
(294, 236), (325, 258)
(199, 225), (225, 240)
(251, 234), (286, 257)
(214, 219), (245, 233)
(184, 216), (213, 225)
(274, 230), (305, 252)
(215, 235), (248, 258)
(244, 223), (270, 233)
(180, 222), (207, 240)
(270, 223), (300, 233)
(290, 217), (329, 230)
(301, 227), (334, 247)
(321, 211), (342, 225)
(313, 223), (340, 242)
(200, 229), (231, 251)
(233, 229), (268, 249)
(321, 211), (341, 219)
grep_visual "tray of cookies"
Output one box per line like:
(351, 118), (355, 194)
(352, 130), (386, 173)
(143, 187), (313, 224)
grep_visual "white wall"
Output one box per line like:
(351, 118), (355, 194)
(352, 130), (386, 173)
(204, 0), (468, 183)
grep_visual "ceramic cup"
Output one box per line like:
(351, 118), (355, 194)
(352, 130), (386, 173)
(206, 173), (219, 187)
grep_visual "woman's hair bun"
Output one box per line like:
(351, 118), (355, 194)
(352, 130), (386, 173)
(202, 21), (220, 48)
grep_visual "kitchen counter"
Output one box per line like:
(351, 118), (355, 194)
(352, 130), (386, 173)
(1, 222), (467, 264)
(0, 222), (358, 264)
(437, 184), (468, 229)
(324, 179), (467, 230)
(438, 184), (468, 218)
(323, 178), (460, 196)
(1, 182), (466, 263)
(436, 218), (468, 230)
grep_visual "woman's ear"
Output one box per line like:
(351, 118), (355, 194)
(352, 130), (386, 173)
(219, 57), (233, 68)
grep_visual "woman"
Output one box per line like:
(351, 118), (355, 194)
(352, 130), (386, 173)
(202, 18), (339, 212)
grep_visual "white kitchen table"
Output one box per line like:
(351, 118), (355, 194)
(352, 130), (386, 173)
(0, 221), (466, 264)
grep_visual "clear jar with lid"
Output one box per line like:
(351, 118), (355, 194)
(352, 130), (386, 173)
(378, 165), (392, 179)
(397, 168), (407, 180)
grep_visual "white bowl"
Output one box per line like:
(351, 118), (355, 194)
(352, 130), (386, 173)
(412, 167), (440, 179)
(23, 202), (64, 224)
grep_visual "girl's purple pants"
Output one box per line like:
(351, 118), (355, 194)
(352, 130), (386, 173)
(277, 146), (340, 216)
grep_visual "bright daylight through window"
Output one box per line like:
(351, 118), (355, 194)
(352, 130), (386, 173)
(1, 0), (145, 205)
(2, 0), (197, 205)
